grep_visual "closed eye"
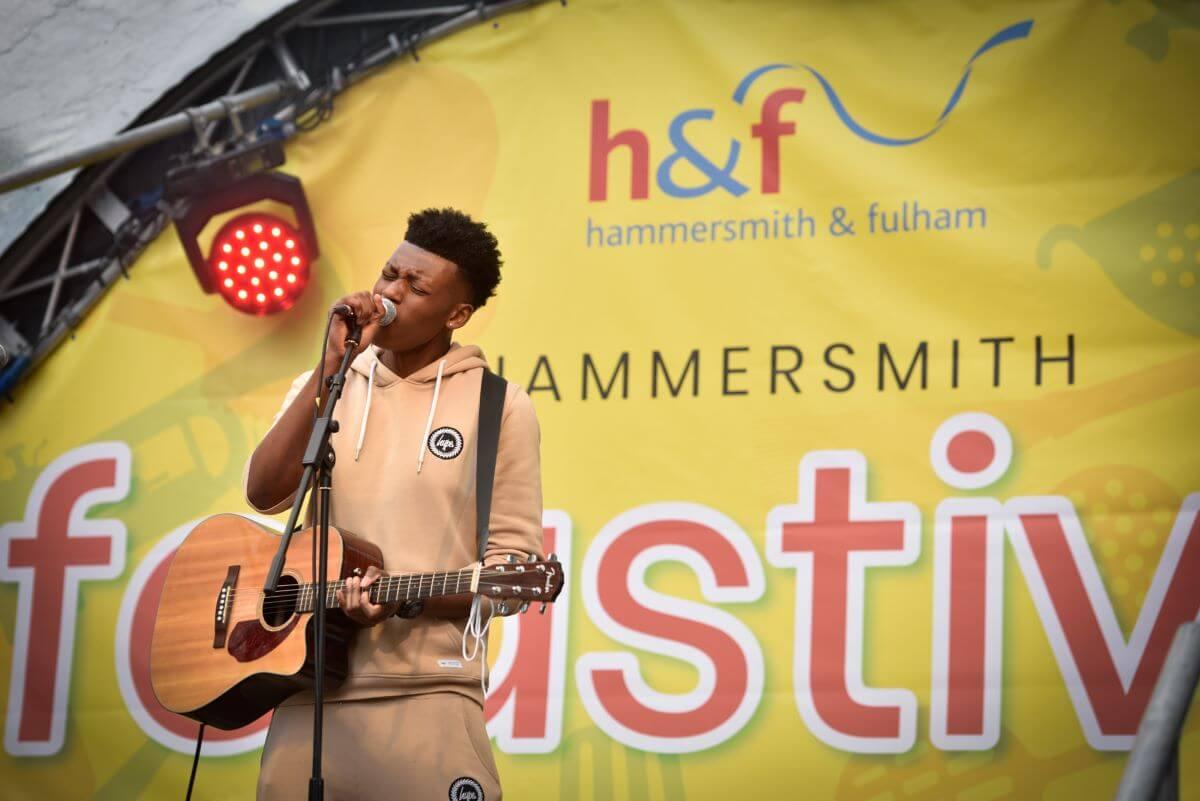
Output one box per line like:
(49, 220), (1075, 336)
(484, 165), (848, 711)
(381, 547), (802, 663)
(383, 266), (429, 295)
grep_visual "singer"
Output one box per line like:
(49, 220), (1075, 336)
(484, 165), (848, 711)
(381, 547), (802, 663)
(243, 208), (543, 801)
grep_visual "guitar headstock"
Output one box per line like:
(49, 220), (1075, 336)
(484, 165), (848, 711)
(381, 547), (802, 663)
(478, 553), (565, 614)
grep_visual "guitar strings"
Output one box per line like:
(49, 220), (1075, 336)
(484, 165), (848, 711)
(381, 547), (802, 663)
(227, 569), (477, 603)
(225, 567), (550, 600)
(224, 568), (551, 612)
(253, 573), (533, 614)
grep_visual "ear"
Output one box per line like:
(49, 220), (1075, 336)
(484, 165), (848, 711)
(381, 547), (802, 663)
(446, 302), (475, 331)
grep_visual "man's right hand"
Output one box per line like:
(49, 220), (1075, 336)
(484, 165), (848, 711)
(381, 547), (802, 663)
(324, 291), (387, 369)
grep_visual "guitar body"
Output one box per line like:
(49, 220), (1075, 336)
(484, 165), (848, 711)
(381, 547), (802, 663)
(150, 514), (382, 729)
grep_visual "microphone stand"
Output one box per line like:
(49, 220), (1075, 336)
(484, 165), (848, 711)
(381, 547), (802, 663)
(262, 315), (363, 801)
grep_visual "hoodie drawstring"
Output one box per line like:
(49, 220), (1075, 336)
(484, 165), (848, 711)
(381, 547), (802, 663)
(416, 358), (447, 474)
(353, 358), (379, 462)
(462, 593), (496, 695)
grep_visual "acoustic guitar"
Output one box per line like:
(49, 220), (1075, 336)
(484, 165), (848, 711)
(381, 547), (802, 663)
(149, 513), (564, 729)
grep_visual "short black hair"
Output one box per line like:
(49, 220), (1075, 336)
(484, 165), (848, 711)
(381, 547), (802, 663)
(404, 208), (502, 308)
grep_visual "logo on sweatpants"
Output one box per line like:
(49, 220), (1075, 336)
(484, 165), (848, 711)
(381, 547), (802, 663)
(427, 427), (464, 460)
(449, 776), (484, 801)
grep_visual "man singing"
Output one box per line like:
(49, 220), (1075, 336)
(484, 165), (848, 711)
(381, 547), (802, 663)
(244, 207), (542, 800)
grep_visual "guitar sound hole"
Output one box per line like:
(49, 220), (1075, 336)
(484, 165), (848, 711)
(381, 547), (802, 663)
(263, 575), (299, 627)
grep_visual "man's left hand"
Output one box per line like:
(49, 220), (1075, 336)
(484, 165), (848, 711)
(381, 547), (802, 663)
(336, 565), (401, 626)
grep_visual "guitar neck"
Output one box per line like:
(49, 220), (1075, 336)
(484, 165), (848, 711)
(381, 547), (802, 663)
(295, 568), (474, 613)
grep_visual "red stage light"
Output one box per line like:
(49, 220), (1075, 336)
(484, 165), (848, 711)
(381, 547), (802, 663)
(207, 213), (310, 315)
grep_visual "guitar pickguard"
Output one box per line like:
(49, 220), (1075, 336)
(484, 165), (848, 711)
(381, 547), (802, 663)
(227, 616), (299, 663)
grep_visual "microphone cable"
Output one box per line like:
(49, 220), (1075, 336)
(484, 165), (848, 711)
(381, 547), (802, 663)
(314, 307), (339, 421)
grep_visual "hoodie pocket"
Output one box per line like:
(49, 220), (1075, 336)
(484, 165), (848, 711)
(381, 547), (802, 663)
(457, 695), (502, 787)
(435, 616), (466, 663)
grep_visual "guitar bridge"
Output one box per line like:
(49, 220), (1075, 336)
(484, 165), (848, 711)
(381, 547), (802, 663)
(213, 565), (239, 649)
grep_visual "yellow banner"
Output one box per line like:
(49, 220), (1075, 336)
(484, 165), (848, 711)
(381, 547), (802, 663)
(2, 1), (1199, 798)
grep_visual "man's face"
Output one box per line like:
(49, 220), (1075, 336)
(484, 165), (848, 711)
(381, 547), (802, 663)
(371, 241), (474, 350)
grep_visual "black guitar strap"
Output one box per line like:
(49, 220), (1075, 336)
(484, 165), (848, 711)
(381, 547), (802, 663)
(475, 369), (507, 561)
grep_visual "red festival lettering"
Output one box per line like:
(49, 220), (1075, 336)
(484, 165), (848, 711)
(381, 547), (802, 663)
(4, 417), (1198, 759)
(1007, 496), (1200, 750)
(485, 514), (573, 753)
(576, 504), (764, 753)
(930, 498), (1006, 749)
(767, 452), (921, 753)
(0, 443), (130, 756)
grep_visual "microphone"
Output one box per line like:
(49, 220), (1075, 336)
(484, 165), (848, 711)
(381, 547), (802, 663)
(378, 297), (396, 326)
(332, 297), (397, 327)
(332, 297), (396, 347)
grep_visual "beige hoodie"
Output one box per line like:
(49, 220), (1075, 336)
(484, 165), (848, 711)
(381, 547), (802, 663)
(243, 342), (543, 704)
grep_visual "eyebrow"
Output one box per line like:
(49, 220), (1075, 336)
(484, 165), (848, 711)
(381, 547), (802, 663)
(384, 262), (428, 284)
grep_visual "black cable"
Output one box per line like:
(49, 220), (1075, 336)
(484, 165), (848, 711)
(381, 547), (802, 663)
(185, 723), (205, 801)
(315, 308), (337, 422)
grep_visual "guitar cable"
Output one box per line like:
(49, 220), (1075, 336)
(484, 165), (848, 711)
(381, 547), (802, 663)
(185, 723), (205, 801)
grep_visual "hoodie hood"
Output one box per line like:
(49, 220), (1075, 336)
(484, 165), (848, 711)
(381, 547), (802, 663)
(350, 342), (487, 386)
(348, 342), (488, 469)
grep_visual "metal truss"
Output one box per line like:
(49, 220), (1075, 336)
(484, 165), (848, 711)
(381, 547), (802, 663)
(0, 0), (557, 403)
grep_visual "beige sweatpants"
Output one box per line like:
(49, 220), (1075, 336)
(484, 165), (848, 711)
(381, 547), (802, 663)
(257, 692), (502, 801)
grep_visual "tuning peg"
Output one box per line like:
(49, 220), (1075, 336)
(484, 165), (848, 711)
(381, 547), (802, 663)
(526, 552), (538, 562)
(547, 552), (558, 562)
(519, 602), (530, 614)
(506, 554), (518, 563)
(538, 603), (548, 614)
(496, 601), (510, 615)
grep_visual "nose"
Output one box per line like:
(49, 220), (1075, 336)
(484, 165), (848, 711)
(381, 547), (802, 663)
(380, 280), (404, 305)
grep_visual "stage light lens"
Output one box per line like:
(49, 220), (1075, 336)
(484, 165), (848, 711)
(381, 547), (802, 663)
(207, 212), (311, 315)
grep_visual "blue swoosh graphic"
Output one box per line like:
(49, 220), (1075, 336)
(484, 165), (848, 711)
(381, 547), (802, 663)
(732, 20), (1033, 146)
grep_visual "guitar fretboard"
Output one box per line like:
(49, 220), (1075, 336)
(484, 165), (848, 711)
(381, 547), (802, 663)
(295, 568), (474, 613)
